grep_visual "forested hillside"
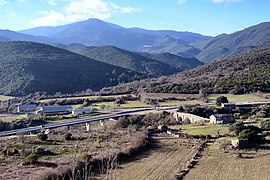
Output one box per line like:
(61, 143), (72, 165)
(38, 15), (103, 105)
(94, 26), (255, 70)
(0, 41), (146, 96)
(102, 46), (270, 94)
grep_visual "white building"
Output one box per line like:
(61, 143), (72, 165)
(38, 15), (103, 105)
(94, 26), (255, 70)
(17, 104), (37, 113)
(36, 105), (72, 115)
(72, 108), (91, 115)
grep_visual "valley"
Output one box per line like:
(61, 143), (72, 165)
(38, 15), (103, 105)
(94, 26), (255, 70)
(0, 3), (270, 179)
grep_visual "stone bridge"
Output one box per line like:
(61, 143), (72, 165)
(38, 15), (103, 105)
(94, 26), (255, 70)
(173, 112), (210, 124)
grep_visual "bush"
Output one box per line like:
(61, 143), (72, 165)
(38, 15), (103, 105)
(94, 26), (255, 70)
(238, 126), (262, 142)
(63, 133), (72, 141)
(24, 153), (39, 165)
(229, 121), (245, 135)
(216, 96), (228, 106)
(36, 146), (45, 155)
(37, 131), (48, 141)
(261, 120), (270, 130)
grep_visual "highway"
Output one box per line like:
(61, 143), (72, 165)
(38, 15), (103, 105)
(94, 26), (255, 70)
(0, 107), (177, 137)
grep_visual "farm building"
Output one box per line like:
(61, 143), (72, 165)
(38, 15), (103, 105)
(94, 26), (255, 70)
(221, 103), (236, 109)
(231, 139), (248, 149)
(36, 105), (72, 115)
(209, 114), (235, 124)
(17, 104), (37, 113)
(72, 108), (91, 115)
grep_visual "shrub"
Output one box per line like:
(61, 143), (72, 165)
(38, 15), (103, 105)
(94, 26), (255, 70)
(216, 96), (228, 106)
(63, 133), (72, 141)
(24, 153), (39, 165)
(37, 131), (48, 141)
(229, 121), (245, 135)
(36, 146), (45, 155)
(238, 126), (262, 142)
(261, 120), (270, 130)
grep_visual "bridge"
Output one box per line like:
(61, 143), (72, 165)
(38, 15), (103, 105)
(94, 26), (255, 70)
(0, 107), (177, 137)
(173, 112), (209, 124)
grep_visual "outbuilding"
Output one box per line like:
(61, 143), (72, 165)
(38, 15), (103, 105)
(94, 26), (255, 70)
(36, 105), (72, 115)
(72, 108), (91, 115)
(210, 114), (235, 124)
(17, 104), (37, 113)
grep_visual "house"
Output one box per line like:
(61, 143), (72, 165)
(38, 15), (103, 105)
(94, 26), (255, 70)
(17, 104), (37, 113)
(36, 105), (72, 115)
(231, 139), (248, 149)
(72, 108), (91, 115)
(221, 103), (236, 109)
(210, 114), (235, 124)
(158, 125), (168, 132)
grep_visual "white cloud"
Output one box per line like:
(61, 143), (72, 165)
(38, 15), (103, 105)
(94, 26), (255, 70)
(0, 0), (7, 6)
(178, 0), (186, 6)
(9, 12), (17, 17)
(31, 11), (67, 26)
(46, 0), (57, 6)
(32, 0), (141, 26)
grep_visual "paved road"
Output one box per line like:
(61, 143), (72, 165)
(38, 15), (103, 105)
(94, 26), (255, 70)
(0, 107), (177, 137)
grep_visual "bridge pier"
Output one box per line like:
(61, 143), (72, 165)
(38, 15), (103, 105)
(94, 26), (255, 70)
(100, 120), (104, 126)
(85, 123), (90, 132)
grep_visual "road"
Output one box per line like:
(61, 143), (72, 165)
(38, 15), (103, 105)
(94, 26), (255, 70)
(0, 107), (177, 137)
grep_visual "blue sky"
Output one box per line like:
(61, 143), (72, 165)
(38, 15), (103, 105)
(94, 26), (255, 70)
(0, 0), (269, 36)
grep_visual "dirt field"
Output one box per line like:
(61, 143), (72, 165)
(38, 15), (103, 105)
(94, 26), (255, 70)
(186, 142), (270, 180)
(101, 138), (196, 180)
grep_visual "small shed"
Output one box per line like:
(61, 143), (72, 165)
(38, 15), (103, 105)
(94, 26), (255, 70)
(221, 103), (236, 109)
(231, 139), (248, 149)
(210, 114), (235, 124)
(158, 125), (168, 132)
(72, 108), (91, 115)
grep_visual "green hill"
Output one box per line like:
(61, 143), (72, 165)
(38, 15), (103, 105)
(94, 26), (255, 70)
(103, 46), (270, 94)
(197, 22), (270, 63)
(0, 41), (146, 96)
(138, 52), (204, 71)
(61, 44), (181, 76)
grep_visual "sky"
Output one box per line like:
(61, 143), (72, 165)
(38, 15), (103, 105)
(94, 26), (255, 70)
(0, 0), (269, 36)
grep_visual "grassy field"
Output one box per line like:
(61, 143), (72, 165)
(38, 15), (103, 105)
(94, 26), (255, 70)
(185, 141), (270, 180)
(39, 94), (131, 103)
(208, 94), (266, 103)
(93, 100), (150, 110)
(158, 100), (201, 107)
(170, 124), (230, 136)
(0, 95), (14, 101)
(102, 138), (195, 180)
(142, 93), (200, 100)
(264, 93), (270, 99)
(0, 128), (143, 180)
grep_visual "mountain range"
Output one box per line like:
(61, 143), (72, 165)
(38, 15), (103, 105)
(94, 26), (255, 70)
(16, 19), (270, 63)
(0, 19), (270, 95)
(104, 45), (270, 94)
(56, 44), (203, 77)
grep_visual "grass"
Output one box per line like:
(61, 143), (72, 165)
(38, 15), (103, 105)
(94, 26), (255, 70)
(264, 93), (270, 99)
(39, 94), (131, 103)
(16, 114), (28, 120)
(142, 93), (200, 100)
(158, 100), (201, 107)
(102, 139), (195, 180)
(208, 93), (266, 103)
(92, 100), (150, 110)
(0, 95), (14, 101)
(170, 124), (230, 136)
(185, 141), (270, 180)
